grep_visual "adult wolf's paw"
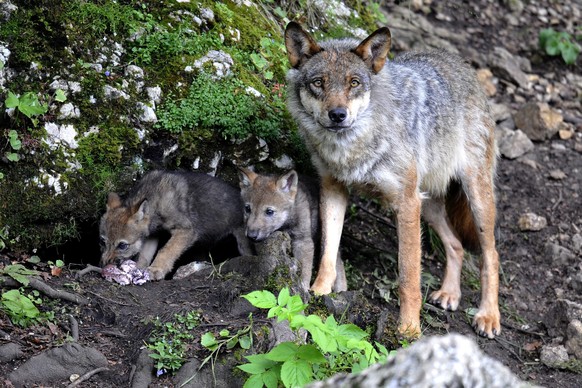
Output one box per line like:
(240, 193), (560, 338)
(397, 322), (421, 340)
(473, 308), (501, 339)
(310, 281), (332, 295)
(429, 289), (461, 311)
(146, 266), (168, 281)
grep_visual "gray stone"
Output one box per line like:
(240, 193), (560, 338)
(517, 212), (547, 231)
(488, 47), (529, 89)
(496, 127), (534, 159)
(514, 102), (563, 141)
(0, 342), (23, 363)
(565, 319), (582, 359)
(131, 348), (154, 388)
(307, 334), (536, 388)
(540, 344), (569, 368)
(8, 342), (108, 388)
(544, 299), (582, 338)
(136, 102), (157, 123)
(545, 243), (576, 266)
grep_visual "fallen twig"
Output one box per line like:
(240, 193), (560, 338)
(1, 276), (89, 305)
(68, 314), (79, 342)
(75, 264), (102, 279)
(66, 366), (109, 388)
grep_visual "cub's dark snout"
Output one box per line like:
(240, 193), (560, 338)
(246, 229), (262, 242)
(328, 108), (347, 123)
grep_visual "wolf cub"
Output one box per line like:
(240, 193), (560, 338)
(238, 168), (347, 292)
(100, 170), (252, 280)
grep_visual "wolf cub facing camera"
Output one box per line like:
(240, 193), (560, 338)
(99, 170), (253, 280)
(238, 168), (347, 292)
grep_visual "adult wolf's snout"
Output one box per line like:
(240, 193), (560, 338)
(328, 108), (348, 123)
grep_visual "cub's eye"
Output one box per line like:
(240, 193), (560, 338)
(311, 79), (323, 88)
(350, 79), (360, 87)
(244, 204), (251, 213)
(265, 208), (275, 216)
(117, 242), (129, 251)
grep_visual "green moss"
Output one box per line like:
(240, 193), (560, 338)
(264, 264), (293, 293)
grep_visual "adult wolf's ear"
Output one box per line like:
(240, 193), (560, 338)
(238, 167), (257, 189)
(354, 27), (391, 74)
(285, 22), (322, 68)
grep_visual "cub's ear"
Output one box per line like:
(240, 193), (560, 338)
(277, 170), (298, 195)
(353, 27), (391, 73)
(285, 22), (322, 68)
(133, 199), (148, 222)
(238, 167), (257, 189)
(106, 193), (122, 210)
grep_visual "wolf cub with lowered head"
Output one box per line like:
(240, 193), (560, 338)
(238, 168), (347, 292)
(100, 170), (253, 280)
(285, 22), (501, 338)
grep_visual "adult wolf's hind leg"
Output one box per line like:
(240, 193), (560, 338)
(463, 170), (501, 339)
(423, 198), (464, 311)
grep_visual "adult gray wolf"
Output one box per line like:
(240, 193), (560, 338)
(99, 170), (253, 280)
(284, 21), (500, 338)
(238, 168), (347, 292)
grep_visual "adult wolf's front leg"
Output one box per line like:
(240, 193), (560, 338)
(394, 168), (423, 339)
(148, 229), (195, 280)
(311, 175), (348, 295)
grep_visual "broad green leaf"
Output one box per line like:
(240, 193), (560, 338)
(266, 342), (298, 362)
(200, 332), (217, 348)
(545, 37), (561, 56)
(289, 314), (305, 329)
(238, 362), (269, 375)
(243, 290), (277, 309)
(267, 305), (282, 319)
(287, 295), (306, 314)
(243, 373), (264, 388)
(337, 323), (368, 340)
(8, 130), (21, 150)
(239, 334), (252, 349)
(562, 44), (580, 65)
(6, 152), (19, 162)
(226, 337), (238, 349)
(265, 71), (274, 80)
(277, 287), (290, 307)
(5, 91), (19, 108)
(296, 345), (326, 363)
(280, 359), (312, 388)
(219, 329), (230, 337)
(262, 369), (279, 388)
(27, 256), (41, 264)
(55, 259), (65, 267)
(54, 89), (67, 102)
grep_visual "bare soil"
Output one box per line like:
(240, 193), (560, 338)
(1, 1), (582, 387)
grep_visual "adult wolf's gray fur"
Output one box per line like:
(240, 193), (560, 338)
(285, 21), (500, 338)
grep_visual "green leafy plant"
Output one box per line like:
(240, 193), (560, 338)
(0, 263), (39, 285)
(156, 74), (282, 140)
(250, 37), (288, 81)
(146, 311), (202, 376)
(238, 288), (391, 388)
(194, 318), (253, 383)
(5, 91), (49, 126)
(0, 289), (42, 327)
(539, 28), (581, 65)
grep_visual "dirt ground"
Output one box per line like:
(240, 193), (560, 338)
(1, 1), (582, 387)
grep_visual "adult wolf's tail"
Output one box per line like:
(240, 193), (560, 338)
(446, 180), (481, 252)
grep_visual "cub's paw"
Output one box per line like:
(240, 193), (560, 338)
(429, 289), (461, 311)
(146, 266), (168, 281)
(473, 308), (501, 339)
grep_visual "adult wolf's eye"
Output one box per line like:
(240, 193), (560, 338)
(350, 79), (360, 87)
(244, 204), (251, 213)
(117, 242), (129, 251)
(265, 208), (275, 216)
(311, 79), (323, 88)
